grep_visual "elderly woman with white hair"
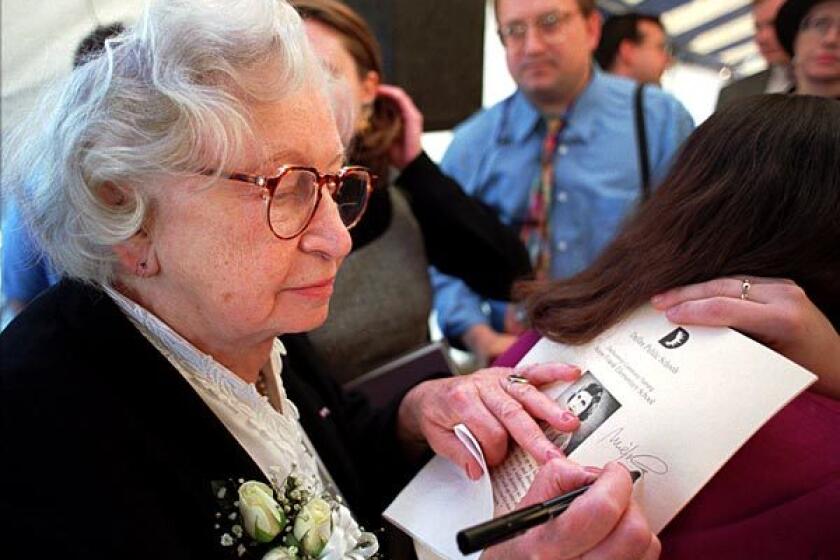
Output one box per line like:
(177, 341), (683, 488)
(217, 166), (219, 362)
(0, 1), (659, 559)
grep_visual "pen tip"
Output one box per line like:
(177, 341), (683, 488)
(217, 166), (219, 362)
(630, 470), (642, 482)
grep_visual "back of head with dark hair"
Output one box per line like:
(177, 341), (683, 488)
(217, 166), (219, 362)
(595, 13), (663, 70)
(72, 23), (125, 69)
(522, 94), (840, 342)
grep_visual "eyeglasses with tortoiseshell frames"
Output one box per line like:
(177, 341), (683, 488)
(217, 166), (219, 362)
(215, 165), (374, 239)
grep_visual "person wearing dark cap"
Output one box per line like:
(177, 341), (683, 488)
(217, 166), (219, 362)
(776, 0), (840, 97)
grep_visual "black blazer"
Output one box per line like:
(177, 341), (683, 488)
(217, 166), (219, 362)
(0, 280), (423, 559)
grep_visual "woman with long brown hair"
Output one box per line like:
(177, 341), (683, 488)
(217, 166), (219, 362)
(500, 94), (840, 557)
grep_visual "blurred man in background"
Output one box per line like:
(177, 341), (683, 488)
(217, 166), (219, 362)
(595, 13), (672, 85)
(432, 0), (693, 361)
(716, 0), (792, 109)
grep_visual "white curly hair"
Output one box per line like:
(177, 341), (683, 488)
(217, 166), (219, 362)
(1, 0), (345, 285)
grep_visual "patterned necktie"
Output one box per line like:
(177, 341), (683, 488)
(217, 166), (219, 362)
(520, 116), (564, 279)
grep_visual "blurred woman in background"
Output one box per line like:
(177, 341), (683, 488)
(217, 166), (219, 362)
(296, 0), (433, 382)
(293, 0), (531, 383)
(775, 0), (840, 98)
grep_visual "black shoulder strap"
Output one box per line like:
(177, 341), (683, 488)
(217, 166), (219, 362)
(634, 83), (651, 201)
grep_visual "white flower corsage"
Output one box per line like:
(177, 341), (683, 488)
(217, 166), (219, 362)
(212, 475), (379, 560)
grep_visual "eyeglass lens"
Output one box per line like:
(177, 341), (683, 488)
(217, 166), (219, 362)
(268, 169), (319, 237)
(500, 11), (571, 46)
(333, 170), (370, 228)
(802, 16), (840, 36)
(268, 169), (370, 237)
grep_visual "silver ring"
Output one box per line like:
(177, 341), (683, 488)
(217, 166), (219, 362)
(740, 278), (751, 301)
(507, 374), (530, 387)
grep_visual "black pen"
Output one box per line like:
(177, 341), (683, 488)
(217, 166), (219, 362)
(456, 470), (642, 554)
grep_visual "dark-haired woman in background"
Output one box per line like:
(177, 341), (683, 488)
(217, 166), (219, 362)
(497, 94), (840, 557)
(292, 0), (531, 383)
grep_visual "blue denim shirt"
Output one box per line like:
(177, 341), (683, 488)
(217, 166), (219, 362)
(432, 69), (695, 338)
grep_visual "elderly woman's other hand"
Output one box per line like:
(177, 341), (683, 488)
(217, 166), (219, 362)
(652, 277), (840, 399)
(397, 363), (582, 479)
(482, 461), (659, 560)
(377, 84), (423, 169)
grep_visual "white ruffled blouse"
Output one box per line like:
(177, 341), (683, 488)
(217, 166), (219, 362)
(105, 287), (377, 559)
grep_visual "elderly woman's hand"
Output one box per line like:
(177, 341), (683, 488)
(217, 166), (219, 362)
(652, 277), (840, 399)
(377, 84), (423, 170)
(482, 461), (660, 560)
(397, 363), (582, 479)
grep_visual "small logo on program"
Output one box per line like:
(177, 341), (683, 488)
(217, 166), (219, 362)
(659, 327), (689, 349)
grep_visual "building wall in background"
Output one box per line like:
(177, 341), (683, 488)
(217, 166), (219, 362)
(1, 0), (144, 134)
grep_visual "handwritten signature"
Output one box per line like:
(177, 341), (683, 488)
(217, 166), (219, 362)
(597, 427), (669, 476)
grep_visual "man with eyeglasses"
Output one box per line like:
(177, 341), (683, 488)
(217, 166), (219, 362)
(431, 0), (693, 362)
(595, 13), (673, 85)
(716, 0), (793, 110)
(776, 0), (840, 98)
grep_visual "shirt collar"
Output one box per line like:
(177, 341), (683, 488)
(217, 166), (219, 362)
(505, 90), (543, 144)
(507, 65), (605, 145)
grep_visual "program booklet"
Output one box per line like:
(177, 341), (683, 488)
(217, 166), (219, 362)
(384, 305), (817, 560)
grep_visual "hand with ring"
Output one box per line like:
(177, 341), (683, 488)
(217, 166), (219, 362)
(652, 276), (840, 398)
(396, 363), (582, 480)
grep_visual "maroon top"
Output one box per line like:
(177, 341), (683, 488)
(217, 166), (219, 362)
(495, 331), (840, 558)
